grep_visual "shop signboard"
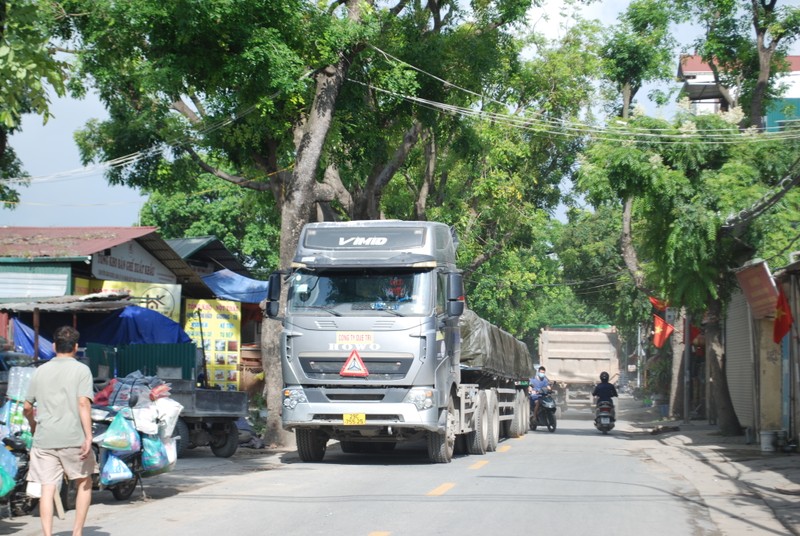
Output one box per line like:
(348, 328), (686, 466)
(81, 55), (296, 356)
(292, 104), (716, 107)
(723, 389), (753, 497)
(184, 299), (241, 390)
(91, 241), (176, 284)
(74, 277), (181, 322)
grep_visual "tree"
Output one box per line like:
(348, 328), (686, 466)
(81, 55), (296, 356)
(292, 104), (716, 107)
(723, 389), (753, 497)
(0, 0), (66, 205)
(600, 0), (680, 119)
(59, 0), (579, 447)
(578, 109), (800, 435)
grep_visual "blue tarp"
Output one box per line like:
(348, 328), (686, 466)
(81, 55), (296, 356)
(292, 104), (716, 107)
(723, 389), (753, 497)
(202, 269), (268, 304)
(12, 318), (56, 360)
(80, 305), (192, 345)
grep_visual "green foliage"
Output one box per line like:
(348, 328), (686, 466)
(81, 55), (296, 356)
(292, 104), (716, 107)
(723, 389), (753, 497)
(578, 105), (800, 316)
(139, 169), (280, 277)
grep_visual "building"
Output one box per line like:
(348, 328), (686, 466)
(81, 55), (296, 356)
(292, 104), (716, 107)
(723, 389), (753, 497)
(677, 54), (800, 129)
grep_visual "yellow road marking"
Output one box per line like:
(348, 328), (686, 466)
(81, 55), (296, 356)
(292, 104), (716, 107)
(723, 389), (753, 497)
(469, 460), (489, 470)
(427, 482), (455, 496)
(498, 445), (511, 452)
(369, 532), (391, 536)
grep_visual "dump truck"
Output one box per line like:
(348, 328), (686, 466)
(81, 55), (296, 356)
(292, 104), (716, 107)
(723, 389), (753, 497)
(538, 325), (620, 411)
(264, 220), (533, 463)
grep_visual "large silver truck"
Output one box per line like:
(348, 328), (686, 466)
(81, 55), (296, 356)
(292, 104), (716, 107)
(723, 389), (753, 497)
(265, 221), (533, 463)
(538, 325), (620, 411)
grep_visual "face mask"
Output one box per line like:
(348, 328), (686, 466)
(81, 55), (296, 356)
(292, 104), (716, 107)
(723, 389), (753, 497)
(538, 372), (545, 379)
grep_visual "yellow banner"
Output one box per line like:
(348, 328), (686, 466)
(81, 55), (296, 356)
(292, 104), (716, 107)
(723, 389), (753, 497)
(184, 299), (242, 391)
(73, 277), (181, 322)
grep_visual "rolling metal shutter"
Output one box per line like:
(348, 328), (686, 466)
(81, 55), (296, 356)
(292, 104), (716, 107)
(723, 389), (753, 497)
(726, 290), (755, 429)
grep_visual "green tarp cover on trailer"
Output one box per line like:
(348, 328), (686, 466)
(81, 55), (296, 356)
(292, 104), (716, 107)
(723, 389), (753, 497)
(458, 308), (533, 380)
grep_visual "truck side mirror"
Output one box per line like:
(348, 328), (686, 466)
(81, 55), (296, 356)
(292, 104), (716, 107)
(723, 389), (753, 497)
(446, 272), (465, 317)
(265, 272), (282, 318)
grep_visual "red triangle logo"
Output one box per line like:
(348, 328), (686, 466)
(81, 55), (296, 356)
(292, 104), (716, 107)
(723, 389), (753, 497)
(340, 350), (369, 377)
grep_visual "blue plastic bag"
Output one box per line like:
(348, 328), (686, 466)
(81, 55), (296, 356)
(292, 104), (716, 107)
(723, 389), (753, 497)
(0, 446), (17, 479)
(99, 453), (133, 486)
(141, 434), (168, 471)
(0, 466), (14, 497)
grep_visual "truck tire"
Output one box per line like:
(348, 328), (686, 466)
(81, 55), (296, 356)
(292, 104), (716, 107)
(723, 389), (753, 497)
(172, 418), (190, 459)
(466, 390), (488, 455)
(210, 421), (239, 458)
(296, 429), (327, 462)
(486, 390), (500, 452)
(508, 392), (525, 438)
(427, 398), (456, 463)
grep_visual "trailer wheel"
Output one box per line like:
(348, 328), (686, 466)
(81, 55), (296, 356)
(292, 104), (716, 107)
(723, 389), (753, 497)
(210, 421), (239, 458)
(467, 390), (488, 455)
(172, 418), (190, 459)
(508, 392), (525, 438)
(296, 429), (328, 462)
(428, 398), (456, 463)
(486, 390), (500, 452)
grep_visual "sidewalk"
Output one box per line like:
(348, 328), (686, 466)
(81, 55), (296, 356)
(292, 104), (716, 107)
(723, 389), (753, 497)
(626, 407), (800, 535)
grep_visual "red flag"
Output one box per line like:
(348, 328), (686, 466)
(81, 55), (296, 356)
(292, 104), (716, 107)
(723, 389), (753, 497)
(649, 296), (668, 311)
(653, 314), (674, 349)
(773, 287), (794, 344)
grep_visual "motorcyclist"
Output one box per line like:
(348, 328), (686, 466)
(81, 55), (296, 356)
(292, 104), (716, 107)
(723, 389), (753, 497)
(592, 371), (618, 420)
(528, 366), (549, 423)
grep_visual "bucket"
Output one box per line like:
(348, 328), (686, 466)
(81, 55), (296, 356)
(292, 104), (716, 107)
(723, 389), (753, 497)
(760, 430), (777, 453)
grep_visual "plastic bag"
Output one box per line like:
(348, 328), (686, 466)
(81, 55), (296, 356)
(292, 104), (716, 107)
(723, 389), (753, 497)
(99, 412), (140, 452)
(0, 400), (11, 439)
(100, 453), (133, 486)
(0, 445), (17, 479)
(0, 466), (14, 497)
(154, 397), (183, 439)
(93, 378), (118, 405)
(141, 434), (169, 473)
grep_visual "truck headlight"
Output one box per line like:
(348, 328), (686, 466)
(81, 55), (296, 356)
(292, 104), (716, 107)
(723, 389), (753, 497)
(404, 388), (435, 411)
(283, 388), (307, 409)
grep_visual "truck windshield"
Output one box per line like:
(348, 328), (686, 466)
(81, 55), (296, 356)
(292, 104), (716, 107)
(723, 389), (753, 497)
(288, 269), (433, 316)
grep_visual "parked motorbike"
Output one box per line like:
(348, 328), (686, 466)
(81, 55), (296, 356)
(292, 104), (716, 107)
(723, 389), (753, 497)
(529, 390), (557, 432)
(0, 431), (37, 517)
(594, 401), (615, 434)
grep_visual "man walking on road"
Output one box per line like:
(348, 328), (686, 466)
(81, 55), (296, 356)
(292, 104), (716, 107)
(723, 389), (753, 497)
(24, 326), (97, 536)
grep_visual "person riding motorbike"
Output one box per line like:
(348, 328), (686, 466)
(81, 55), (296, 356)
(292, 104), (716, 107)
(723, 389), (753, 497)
(528, 366), (550, 423)
(592, 371), (618, 420)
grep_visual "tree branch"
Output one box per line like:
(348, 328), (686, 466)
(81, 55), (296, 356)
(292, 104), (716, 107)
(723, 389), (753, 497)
(184, 146), (271, 191)
(621, 196), (654, 294)
(170, 99), (202, 125)
(722, 154), (800, 232)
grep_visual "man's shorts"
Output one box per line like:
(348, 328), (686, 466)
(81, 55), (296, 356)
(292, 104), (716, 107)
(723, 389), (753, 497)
(28, 447), (99, 485)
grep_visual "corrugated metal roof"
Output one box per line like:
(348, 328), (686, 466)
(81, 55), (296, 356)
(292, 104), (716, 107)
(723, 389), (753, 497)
(0, 227), (212, 297)
(166, 236), (251, 276)
(0, 227), (158, 258)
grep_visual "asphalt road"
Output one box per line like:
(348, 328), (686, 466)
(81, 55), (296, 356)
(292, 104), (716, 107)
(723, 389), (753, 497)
(1, 402), (789, 536)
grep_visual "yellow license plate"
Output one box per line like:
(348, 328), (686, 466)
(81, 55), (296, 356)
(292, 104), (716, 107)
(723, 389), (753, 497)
(343, 413), (366, 425)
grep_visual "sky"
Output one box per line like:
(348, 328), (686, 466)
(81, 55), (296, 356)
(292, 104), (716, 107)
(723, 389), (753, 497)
(0, 1), (663, 228)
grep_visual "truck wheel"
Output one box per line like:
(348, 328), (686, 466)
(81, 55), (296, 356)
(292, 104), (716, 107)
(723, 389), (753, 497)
(466, 390), (488, 455)
(296, 429), (327, 462)
(427, 398), (456, 463)
(172, 418), (190, 459)
(508, 392), (525, 438)
(486, 390), (500, 452)
(210, 421), (239, 458)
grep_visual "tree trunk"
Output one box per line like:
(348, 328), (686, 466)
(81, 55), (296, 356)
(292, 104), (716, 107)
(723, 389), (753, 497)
(261, 15), (356, 445)
(704, 296), (742, 436)
(668, 308), (686, 419)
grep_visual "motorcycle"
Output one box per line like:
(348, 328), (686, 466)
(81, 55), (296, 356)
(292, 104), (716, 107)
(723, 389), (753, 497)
(594, 401), (615, 434)
(529, 389), (557, 432)
(0, 431), (37, 517)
